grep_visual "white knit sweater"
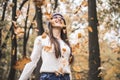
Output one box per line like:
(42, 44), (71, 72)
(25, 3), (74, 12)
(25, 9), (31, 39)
(19, 35), (71, 80)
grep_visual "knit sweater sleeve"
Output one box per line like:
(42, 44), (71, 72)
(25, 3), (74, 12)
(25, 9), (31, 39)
(19, 36), (42, 80)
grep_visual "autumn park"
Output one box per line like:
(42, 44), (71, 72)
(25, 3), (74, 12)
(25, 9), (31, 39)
(0, 0), (120, 80)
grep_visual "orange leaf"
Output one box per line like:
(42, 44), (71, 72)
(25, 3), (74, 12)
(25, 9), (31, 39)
(16, 10), (21, 17)
(44, 12), (52, 20)
(81, 0), (88, 7)
(88, 26), (93, 32)
(44, 46), (52, 52)
(14, 57), (31, 70)
(62, 48), (66, 52)
(41, 32), (47, 39)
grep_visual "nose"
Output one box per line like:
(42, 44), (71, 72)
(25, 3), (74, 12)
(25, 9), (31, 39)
(57, 17), (62, 21)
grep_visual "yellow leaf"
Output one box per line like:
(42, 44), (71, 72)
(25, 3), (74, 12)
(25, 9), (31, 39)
(77, 33), (82, 38)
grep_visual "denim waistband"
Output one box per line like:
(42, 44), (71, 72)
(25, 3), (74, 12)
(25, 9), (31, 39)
(40, 72), (69, 76)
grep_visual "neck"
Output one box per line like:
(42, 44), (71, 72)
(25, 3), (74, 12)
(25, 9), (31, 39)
(52, 28), (61, 40)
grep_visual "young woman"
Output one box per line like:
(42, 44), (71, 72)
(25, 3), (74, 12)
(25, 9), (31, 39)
(19, 13), (73, 80)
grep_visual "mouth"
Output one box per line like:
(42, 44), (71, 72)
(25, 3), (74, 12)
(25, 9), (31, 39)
(55, 20), (62, 24)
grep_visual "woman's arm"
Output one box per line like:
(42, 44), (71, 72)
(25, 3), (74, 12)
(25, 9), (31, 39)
(19, 36), (42, 80)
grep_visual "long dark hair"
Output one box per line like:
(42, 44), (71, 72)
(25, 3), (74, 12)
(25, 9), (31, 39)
(48, 13), (71, 58)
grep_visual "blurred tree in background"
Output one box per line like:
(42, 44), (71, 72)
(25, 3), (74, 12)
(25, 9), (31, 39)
(0, 0), (120, 80)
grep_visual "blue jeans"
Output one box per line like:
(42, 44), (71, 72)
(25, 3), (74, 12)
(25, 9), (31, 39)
(39, 72), (70, 80)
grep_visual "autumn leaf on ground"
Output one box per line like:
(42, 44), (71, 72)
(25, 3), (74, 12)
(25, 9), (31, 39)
(14, 57), (31, 70)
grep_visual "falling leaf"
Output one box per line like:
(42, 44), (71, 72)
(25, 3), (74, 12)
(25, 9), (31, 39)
(14, 57), (31, 70)
(62, 48), (66, 53)
(77, 33), (82, 39)
(35, 28), (39, 32)
(57, 67), (64, 74)
(9, 3), (14, 7)
(74, 6), (81, 14)
(88, 26), (93, 32)
(33, 0), (46, 7)
(14, 27), (24, 35)
(41, 32), (47, 39)
(60, 0), (66, 2)
(81, 0), (88, 7)
(44, 46), (52, 52)
(98, 72), (103, 77)
(90, 17), (94, 20)
(12, 21), (18, 28)
(98, 66), (105, 70)
(44, 12), (52, 20)
(16, 10), (21, 18)
(32, 20), (37, 27)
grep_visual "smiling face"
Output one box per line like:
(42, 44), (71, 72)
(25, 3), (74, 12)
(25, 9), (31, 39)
(51, 15), (65, 29)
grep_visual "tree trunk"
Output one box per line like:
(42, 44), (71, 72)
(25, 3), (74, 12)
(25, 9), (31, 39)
(0, 0), (28, 59)
(0, 0), (9, 59)
(23, 1), (30, 57)
(88, 0), (101, 80)
(33, 6), (44, 80)
(7, 0), (17, 80)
